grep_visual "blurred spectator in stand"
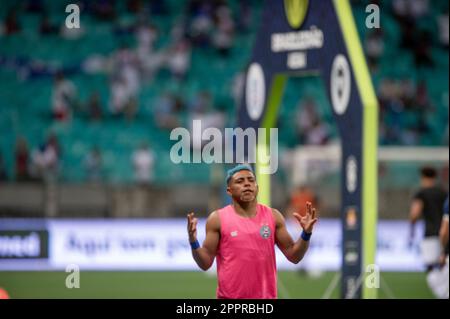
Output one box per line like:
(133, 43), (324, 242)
(295, 97), (320, 144)
(52, 72), (77, 121)
(86, 91), (103, 121)
(109, 44), (140, 120)
(188, 3), (213, 48)
(393, 0), (417, 52)
(237, 0), (251, 33)
(393, 0), (429, 21)
(39, 14), (58, 35)
(392, 0), (409, 21)
(154, 92), (183, 130)
(112, 44), (140, 95)
(437, 9), (449, 49)
(46, 133), (61, 165)
(414, 30), (434, 67)
(31, 135), (61, 182)
(109, 75), (137, 120)
(92, 0), (117, 21)
(213, 5), (235, 57)
(4, 9), (21, 35)
(112, 14), (135, 36)
(399, 18), (417, 51)
(109, 76), (128, 116)
(15, 137), (31, 182)
(399, 79), (415, 110)
(0, 152), (8, 182)
(170, 17), (187, 42)
(365, 28), (384, 72)
(30, 145), (46, 181)
(305, 118), (330, 145)
(415, 79), (433, 110)
(167, 39), (191, 81)
(136, 22), (162, 81)
(132, 142), (155, 185)
(393, 0), (433, 67)
(409, 0), (430, 19)
(189, 90), (212, 113)
(84, 146), (103, 182)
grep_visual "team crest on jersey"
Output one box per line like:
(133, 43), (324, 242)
(260, 225), (271, 239)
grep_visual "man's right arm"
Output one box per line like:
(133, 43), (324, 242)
(409, 197), (423, 242)
(409, 193), (423, 224)
(187, 211), (220, 271)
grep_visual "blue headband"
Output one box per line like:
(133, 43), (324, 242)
(226, 164), (254, 184)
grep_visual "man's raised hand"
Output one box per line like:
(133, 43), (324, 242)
(293, 202), (318, 234)
(187, 212), (198, 242)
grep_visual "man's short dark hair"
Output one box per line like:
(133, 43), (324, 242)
(420, 166), (437, 178)
(226, 164), (254, 185)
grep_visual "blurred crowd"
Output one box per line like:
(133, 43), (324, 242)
(0, 0), (448, 184)
(0, 0), (249, 183)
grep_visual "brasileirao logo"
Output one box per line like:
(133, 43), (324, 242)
(284, 0), (309, 29)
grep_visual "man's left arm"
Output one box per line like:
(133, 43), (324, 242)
(273, 202), (318, 264)
(439, 197), (449, 266)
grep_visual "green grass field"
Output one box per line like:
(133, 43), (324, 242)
(0, 271), (435, 299)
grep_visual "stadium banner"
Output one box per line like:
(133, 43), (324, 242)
(0, 230), (49, 259)
(0, 219), (424, 271)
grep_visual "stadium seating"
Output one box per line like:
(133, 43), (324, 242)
(0, 0), (448, 183)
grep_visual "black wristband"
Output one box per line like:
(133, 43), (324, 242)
(301, 230), (312, 241)
(190, 240), (200, 249)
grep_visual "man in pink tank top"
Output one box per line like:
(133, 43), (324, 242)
(187, 164), (318, 299)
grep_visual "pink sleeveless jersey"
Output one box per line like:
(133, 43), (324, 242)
(216, 203), (277, 299)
